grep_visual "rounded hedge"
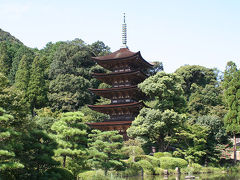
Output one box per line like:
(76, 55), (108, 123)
(159, 157), (188, 169)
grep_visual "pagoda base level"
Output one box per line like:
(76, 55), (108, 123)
(87, 121), (132, 141)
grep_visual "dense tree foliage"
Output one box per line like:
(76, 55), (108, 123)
(128, 108), (184, 152)
(138, 71), (186, 113)
(0, 108), (24, 179)
(51, 112), (88, 175)
(88, 130), (124, 175)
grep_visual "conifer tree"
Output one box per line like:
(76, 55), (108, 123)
(51, 112), (88, 175)
(0, 43), (11, 76)
(14, 55), (30, 93)
(88, 130), (124, 175)
(27, 56), (48, 114)
(223, 61), (240, 163)
(0, 107), (24, 178)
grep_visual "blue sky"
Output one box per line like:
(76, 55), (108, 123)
(0, 0), (239, 72)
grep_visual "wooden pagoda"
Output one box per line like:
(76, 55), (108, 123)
(88, 14), (153, 139)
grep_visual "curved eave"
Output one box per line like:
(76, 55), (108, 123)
(92, 49), (153, 71)
(88, 101), (144, 109)
(93, 70), (148, 78)
(89, 86), (145, 100)
(89, 85), (138, 92)
(87, 121), (132, 127)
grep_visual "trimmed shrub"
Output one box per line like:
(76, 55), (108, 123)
(154, 152), (172, 158)
(154, 152), (164, 158)
(159, 157), (188, 169)
(163, 152), (172, 157)
(136, 160), (154, 175)
(78, 170), (106, 180)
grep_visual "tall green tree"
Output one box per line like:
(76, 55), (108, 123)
(222, 61), (240, 163)
(14, 55), (30, 93)
(175, 65), (217, 100)
(9, 46), (34, 84)
(27, 56), (48, 114)
(175, 123), (209, 165)
(127, 108), (184, 152)
(0, 73), (29, 125)
(138, 71), (186, 113)
(51, 112), (88, 176)
(48, 74), (91, 112)
(88, 130), (124, 175)
(0, 42), (11, 76)
(0, 107), (24, 179)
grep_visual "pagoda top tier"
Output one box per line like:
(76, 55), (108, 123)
(92, 48), (153, 71)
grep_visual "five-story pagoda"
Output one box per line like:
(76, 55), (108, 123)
(88, 14), (152, 139)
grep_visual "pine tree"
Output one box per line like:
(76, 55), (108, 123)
(88, 130), (124, 175)
(27, 56), (48, 115)
(51, 111), (88, 176)
(223, 61), (240, 163)
(0, 107), (24, 178)
(14, 55), (30, 93)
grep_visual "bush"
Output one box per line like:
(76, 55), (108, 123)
(112, 161), (141, 177)
(154, 152), (172, 158)
(135, 155), (160, 167)
(159, 157), (188, 169)
(136, 160), (154, 175)
(41, 168), (74, 180)
(154, 152), (164, 158)
(78, 170), (106, 180)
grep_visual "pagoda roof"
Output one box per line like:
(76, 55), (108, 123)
(88, 101), (144, 115)
(89, 85), (138, 92)
(93, 70), (147, 85)
(92, 48), (153, 71)
(87, 120), (132, 126)
(92, 48), (137, 61)
(88, 101), (143, 108)
(87, 120), (132, 131)
(89, 85), (145, 100)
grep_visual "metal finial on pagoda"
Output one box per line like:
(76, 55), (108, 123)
(121, 13), (128, 48)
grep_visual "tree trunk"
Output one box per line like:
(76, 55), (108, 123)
(233, 133), (237, 163)
(63, 155), (66, 168)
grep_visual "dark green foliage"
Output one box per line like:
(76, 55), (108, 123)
(15, 129), (59, 179)
(188, 84), (223, 116)
(27, 56), (48, 113)
(48, 74), (91, 112)
(139, 71), (186, 113)
(88, 130), (124, 175)
(41, 167), (74, 180)
(196, 115), (228, 144)
(0, 73), (29, 125)
(51, 112), (88, 175)
(0, 108), (24, 178)
(223, 62), (240, 134)
(175, 123), (210, 164)
(0, 28), (23, 44)
(14, 55), (30, 93)
(9, 46), (34, 84)
(80, 105), (108, 122)
(175, 65), (217, 100)
(127, 108), (184, 152)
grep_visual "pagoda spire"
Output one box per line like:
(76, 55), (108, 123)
(121, 13), (128, 49)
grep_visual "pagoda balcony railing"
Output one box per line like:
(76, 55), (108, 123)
(113, 83), (132, 88)
(109, 115), (135, 121)
(111, 99), (135, 104)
